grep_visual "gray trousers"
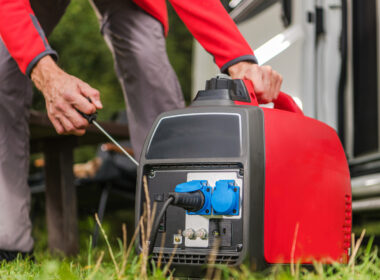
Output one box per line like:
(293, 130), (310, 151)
(0, 0), (184, 251)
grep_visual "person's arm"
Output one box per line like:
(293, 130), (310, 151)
(169, 0), (282, 103)
(0, 0), (102, 135)
(0, 0), (56, 76)
(31, 56), (102, 136)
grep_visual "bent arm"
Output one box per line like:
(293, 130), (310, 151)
(0, 1), (103, 135)
(169, 0), (257, 73)
(0, 0), (57, 76)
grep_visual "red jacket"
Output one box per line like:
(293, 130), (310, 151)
(0, 0), (257, 77)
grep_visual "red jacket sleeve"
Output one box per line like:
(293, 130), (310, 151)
(0, 0), (57, 76)
(169, 0), (257, 73)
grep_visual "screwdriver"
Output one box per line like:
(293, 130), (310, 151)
(77, 108), (139, 167)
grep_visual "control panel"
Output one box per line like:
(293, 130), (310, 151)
(183, 172), (242, 248)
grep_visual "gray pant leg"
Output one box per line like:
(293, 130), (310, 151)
(0, 0), (70, 252)
(0, 43), (34, 252)
(90, 0), (185, 160)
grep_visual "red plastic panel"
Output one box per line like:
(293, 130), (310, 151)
(262, 108), (351, 264)
(273, 92), (304, 115)
(235, 80), (303, 116)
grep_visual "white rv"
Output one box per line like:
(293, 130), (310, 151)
(192, 0), (380, 213)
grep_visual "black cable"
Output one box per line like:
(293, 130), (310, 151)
(148, 196), (174, 255)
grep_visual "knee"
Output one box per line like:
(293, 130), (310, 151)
(102, 23), (168, 72)
(115, 42), (170, 79)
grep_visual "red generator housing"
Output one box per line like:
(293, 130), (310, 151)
(263, 105), (351, 264)
(135, 77), (352, 277)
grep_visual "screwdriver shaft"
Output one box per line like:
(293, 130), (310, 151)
(92, 120), (139, 167)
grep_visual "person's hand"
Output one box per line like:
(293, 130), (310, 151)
(228, 61), (283, 103)
(31, 56), (103, 135)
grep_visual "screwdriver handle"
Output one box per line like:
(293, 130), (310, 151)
(77, 97), (97, 124)
(78, 110), (97, 124)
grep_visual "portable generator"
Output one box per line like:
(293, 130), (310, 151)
(135, 76), (352, 277)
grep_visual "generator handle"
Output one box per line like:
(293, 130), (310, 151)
(274, 92), (304, 115)
(242, 79), (303, 115)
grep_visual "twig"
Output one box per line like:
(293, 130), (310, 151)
(87, 250), (104, 279)
(349, 229), (366, 267)
(95, 213), (120, 275)
(140, 175), (158, 279)
(157, 232), (166, 269)
(313, 261), (324, 277)
(214, 267), (222, 280)
(126, 219), (141, 261)
(290, 222), (300, 276)
(143, 176), (152, 241)
(140, 214), (148, 279)
(205, 237), (221, 279)
(147, 202), (157, 247)
(163, 244), (178, 277)
(122, 223), (127, 253)
(117, 223), (127, 278)
(121, 218), (141, 276)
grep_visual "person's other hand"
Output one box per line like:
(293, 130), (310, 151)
(228, 61), (283, 103)
(31, 56), (103, 135)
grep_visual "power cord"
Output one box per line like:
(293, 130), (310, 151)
(148, 196), (174, 255)
(148, 190), (205, 255)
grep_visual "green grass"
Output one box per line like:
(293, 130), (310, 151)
(6, 182), (380, 279)
(0, 237), (379, 279)
(1, 216), (380, 280)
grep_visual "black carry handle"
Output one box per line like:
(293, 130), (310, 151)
(76, 97), (98, 124)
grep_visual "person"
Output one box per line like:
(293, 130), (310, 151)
(0, 0), (282, 259)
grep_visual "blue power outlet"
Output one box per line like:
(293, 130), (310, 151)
(211, 180), (240, 216)
(174, 180), (212, 215)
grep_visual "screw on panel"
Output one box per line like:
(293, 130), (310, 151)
(149, 170), (155, 178)
(236, 244), (243, 252)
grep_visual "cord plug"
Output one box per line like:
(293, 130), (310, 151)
(168, 191), (205, 212)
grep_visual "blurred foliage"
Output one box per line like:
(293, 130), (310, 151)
(32, 0), (193, 162)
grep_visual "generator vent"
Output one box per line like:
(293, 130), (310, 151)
(152, 253), (239, 265)
(343, 194), (352, 255)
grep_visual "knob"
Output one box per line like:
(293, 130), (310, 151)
(195, 228), (208, 240)
(182, 228), (196, 239)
